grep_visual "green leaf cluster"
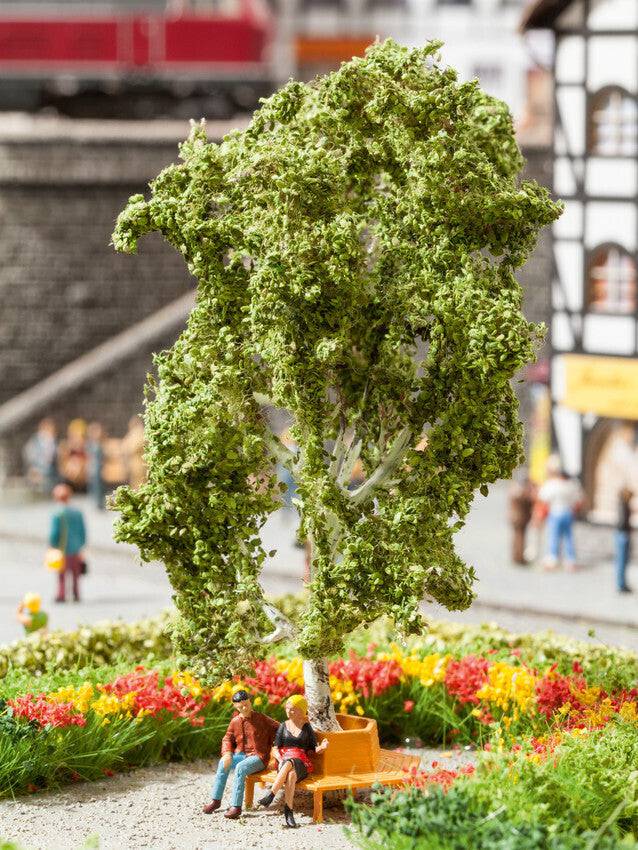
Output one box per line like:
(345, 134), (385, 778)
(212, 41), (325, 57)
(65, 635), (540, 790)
(111, 39), (562, 680)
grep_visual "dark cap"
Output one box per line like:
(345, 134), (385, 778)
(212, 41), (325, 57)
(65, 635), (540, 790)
(232, 689), (251, 703)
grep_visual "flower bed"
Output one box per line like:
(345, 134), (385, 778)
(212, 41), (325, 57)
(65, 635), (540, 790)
(2, 625), (638, 802)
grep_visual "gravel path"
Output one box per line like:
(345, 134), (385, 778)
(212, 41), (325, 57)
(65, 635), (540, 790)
(0, 749), (475, 850)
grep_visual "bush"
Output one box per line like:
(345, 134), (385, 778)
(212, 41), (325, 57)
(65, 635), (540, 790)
(346, 783), (632, 850)
(471, 722), (638, 837)
(0, 612), (174, 678)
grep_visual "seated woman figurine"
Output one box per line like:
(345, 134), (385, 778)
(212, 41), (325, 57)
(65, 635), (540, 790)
(258, 694), (328, 827)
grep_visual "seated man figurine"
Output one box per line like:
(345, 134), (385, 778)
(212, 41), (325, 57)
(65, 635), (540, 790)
(203, 688), (279, 819)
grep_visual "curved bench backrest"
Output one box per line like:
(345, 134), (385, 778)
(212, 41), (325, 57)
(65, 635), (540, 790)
(314, 713), (380, 775)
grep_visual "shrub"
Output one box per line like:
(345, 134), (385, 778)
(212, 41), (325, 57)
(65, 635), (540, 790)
(0, 612), (174, 678)
(471, 722), (638, 837)
(346, 783), (631, 850)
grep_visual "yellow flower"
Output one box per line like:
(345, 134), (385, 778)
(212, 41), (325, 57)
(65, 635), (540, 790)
(48, 682), (94, 714)
(90, 692), (135, 718)
(171, 670), (203, 698)
(476, 662), (536, 714)
(277, 657), (304, 687)
(619, 702), (638, 723)
(379, 645), (450, 687)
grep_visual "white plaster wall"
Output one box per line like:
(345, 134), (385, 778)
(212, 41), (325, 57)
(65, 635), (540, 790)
(553, 405), (582, 475)
(556, 36), (585, 85)
(583, 314), (635, 354)
(554, 156), (580, 196)
(554, 240), (584, 310)
(589, 0), (638, 30)
(556, 86), (586, 155)
(551, 355), (567, 401)
(588, 37), (638, 94)
(552, 312), (576, 350)
(586, 158), (638, 197)
(554, 200), (584, 239)
(585, 201), (637, 250)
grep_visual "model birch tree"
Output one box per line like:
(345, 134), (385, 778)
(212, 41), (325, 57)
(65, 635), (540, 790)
(111, 40), (561, 730)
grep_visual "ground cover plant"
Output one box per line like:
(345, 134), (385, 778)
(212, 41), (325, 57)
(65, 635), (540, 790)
(111, 37), (560, 725)
(346, 720), (638, 848)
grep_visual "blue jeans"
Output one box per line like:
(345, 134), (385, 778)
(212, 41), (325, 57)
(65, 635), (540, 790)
(547, 510), (576, 563)
(615, 530), (631, 590)
(212, 753), (265, 808)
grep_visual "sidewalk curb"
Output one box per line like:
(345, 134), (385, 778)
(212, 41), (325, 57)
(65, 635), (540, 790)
(468, 597), (638, 633)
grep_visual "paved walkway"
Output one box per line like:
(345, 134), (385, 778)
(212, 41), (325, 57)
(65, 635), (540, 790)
(0, 483), (636, 648)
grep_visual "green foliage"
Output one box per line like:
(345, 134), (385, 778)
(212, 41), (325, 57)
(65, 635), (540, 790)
(0, 612), (173, 679)
(346, 784), (632, 850)
(111, 38), (561, 681)
(471, 722), (638, 837)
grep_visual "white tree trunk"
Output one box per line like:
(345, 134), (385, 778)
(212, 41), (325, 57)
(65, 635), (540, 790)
(303, 659), (341, 731)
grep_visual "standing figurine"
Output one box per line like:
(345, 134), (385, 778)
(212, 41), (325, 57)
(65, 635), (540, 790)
(203, 689), (279, 820)
(537, 468), (583, 571)
(508, 472), (536, 565)
(615, 487), (633, 593)
(16, 593), (48, 635)
(49, 483), (87, 603)
(258, 695), (328, 828)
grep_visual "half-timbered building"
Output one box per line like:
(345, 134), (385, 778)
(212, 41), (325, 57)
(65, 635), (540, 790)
(523, 0), (638, 521)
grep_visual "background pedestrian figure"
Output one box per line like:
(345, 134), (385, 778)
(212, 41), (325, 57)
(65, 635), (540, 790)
(58, 419), (88, 491)
(508, 471), (536, 565)
(16, 592), (48, 635)
(86, 422), (106, 510)
(49, 483), (87, 603)
(537, 467), (583, 572)
(615, 487), (633, 594)
(121, 415), (146, 490)
(22, 418), (58, 495)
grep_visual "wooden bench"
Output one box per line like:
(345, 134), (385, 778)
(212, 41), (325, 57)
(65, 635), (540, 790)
(244, 713), (420, 822)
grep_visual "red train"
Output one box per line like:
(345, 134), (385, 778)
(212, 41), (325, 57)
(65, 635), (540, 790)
(0, 2), (275, 117)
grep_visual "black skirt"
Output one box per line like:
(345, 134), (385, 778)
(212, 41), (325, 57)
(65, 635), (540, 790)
(281, 757), (309, 781)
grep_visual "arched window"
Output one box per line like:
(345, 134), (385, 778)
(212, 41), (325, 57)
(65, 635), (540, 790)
(589, 87), (638, 156)
(587, 244), (637, 314)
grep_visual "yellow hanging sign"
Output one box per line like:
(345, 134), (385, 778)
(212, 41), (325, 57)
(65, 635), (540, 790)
(562, 354), (638, 420)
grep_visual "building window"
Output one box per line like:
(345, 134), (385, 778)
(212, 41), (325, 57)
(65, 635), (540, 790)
(589, 87), (638, 157)
(437, 0), (471, 5)
(587, 244), (637, 314)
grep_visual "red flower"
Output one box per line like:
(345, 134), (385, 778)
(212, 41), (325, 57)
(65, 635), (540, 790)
(329, 652), (403, 698)
(572, 661), (583, 674)
(444, 656), (489, 704)
(403, 700), (415, 713)
(9, 694), (86, 728)
(244, 659), (302, 704)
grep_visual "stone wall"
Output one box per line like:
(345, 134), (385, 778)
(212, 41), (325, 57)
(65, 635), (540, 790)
(0, 117), (235, 478)
(516, 144), (553, 451)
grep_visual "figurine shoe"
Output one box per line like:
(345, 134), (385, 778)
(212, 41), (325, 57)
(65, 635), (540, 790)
(284, 805), (297, 828)
(202, 799), (222, 814)
(224, 806), (242, 819)
(258, 791), (275, 807)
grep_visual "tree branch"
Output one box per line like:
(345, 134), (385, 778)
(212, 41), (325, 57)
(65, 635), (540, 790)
(261, 600), (297, 644)
(348, 427), (412, 505)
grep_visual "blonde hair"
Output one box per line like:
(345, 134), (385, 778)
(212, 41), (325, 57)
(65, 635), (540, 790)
(23, 593), (41, 613)
(286, 694), (308, 714)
